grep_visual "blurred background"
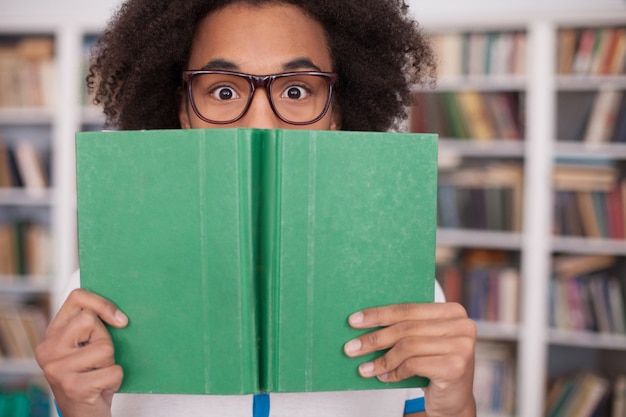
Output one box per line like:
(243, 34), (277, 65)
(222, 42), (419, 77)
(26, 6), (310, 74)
(0, 0), (626, 416)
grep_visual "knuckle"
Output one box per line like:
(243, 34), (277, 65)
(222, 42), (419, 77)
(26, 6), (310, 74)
(113, 364), (124, 379)
(397, 320), (417, 335)
(464, 319), (478, 339)
(34, 342), (50, 367)
(445, 353), (470, 381)
(377, 353), (390, 371)
(59, 373), (82, 400)
(366, 331), (380, 348)
(367, 307), (383, 323)
(98, 339), (116, 358)
(79, 310), (100, 325)
(402, 357), (422, 377)
(67, 288), (87, 304)
(397, 303), (413, 315)
(447, 302), (468, 317)
(42, 362), (61, 386)
(394, 337), (414, 356)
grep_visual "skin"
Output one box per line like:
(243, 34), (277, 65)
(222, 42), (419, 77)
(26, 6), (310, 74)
(35, 4), (476, 417)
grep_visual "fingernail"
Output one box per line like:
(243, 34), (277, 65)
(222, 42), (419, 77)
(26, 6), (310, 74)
(349, 312), (364, 325)
(377, 373), (389, 381)
(344, 338), (362, 355)
(359, 362), (374, 376)
(115, 310), (128, 325)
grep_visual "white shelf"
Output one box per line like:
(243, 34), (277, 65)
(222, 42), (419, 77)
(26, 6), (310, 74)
(81, 106), (105, 126)
(0, 279), (50, 296)
(0, 107), (54, 125)
(425, 75), (527, 92)
(476, 321), (520, 341)
(556, 74), (626, 91)
(0, 5), (624, 417)
(0, 189), (53, 206)
(0, 359), (42, 376)
(554, 142), (626, 159)
(439, 138), (525, 158)
(549, 329), (626, 350)
(551, 236), (626, 255)
(437, 229), (523, 250)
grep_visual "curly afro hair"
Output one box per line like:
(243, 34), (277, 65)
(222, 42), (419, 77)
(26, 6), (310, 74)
(87, 0), (436, 131)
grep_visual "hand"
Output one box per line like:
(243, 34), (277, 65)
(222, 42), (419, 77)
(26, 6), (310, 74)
(343, 302), (477, 417)
(35, 289), (128, 417)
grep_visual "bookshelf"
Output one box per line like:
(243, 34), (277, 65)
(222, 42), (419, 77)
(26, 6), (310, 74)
(1, 2), (626, 417)
(0, 20), (104, 416)
(416, 9), (626, 417)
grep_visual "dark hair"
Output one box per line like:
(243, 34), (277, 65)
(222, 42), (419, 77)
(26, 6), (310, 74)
(87, 0), (436, 131)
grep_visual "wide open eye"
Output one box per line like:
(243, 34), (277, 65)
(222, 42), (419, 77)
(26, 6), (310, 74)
(211, 86), (240, 101)
(281, 85), (311, 100)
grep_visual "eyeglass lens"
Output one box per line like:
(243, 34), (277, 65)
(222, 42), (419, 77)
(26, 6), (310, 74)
(189, 73), (331, 124)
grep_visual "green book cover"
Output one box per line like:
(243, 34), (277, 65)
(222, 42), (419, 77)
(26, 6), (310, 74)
(76, 128), (438, 396)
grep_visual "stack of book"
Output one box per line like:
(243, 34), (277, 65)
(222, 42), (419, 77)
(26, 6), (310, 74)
(411, 91), (524, 140)
(0, 36), (55, 108)
(430, 31), (527, 78)
(550, 254), (625, 334)
(552, 162), (626, 239)
(557, 27), (626, 76)
(437, 162), (524, 232)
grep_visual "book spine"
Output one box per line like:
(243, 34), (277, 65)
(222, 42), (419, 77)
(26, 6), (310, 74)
(259, 129), (281, 392)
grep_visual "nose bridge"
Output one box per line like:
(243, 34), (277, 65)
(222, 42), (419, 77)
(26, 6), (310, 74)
(242, 78), (281, 128)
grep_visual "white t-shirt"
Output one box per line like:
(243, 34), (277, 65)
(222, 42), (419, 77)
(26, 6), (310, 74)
(60, 272), (445, 417)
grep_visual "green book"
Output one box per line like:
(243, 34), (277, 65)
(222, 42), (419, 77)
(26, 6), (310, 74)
(76, 128), (438, 395)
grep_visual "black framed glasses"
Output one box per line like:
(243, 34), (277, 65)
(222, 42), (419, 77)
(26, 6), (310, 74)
(182, 70), (338, 125)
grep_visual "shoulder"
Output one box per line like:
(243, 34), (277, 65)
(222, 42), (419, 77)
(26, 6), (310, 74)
(434, 279), (446, 302)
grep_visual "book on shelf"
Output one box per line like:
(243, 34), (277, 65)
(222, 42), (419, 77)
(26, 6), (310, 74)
(611, 93), (626, 143)
(557, 28), (578, 75)
(0, 222), (50, 279)
(614, 374), (626, 417)
(558, 27), (626, 75)
(13, 141), (48, 193)
(76, 128), (438, 395)
(0, 140), (11, 187)
(464, 264), (520, 324)
(430, 32), (464, 78)
(437, 162), (523, 232)
(556, 90), (626, 144)
(550, 254), (626, 334)
(552, 162), (626, 239)
(473, 341), (516, 416)
(0, 138), (50, 190)
(545, 372), (611, 417)
(583, 89), (623, 143)
(0, 36), (55, 108)
(429, 31), (525, 78)
(411, 92), (523, 141)
(437, 263), (463, 305)
(455, 91), (495, 140)
(556, 92), (595, 142)
(0, 303), (47, 360)
(437, 249), (519, 325)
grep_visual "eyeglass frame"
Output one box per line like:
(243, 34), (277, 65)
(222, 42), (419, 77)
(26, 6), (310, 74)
(181, 69), (339, 125)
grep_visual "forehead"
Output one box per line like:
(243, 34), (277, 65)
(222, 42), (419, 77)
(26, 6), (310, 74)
(187, 3), (334, 74)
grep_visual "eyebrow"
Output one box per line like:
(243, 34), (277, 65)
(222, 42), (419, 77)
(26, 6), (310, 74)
(198, 57), (324, 73)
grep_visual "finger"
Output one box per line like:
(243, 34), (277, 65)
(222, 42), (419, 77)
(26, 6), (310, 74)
(53, 364), (124, 404)
(36, 309), (116, 366)
(385, 352), (474, 384)
(47, 289), (128, 336)
(375, 339), (475, 383)
(355, 336), (460, 378)
(348, 302), (468, 329)
(344, 317), (476, 357)
(42, 338), (117, 387)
